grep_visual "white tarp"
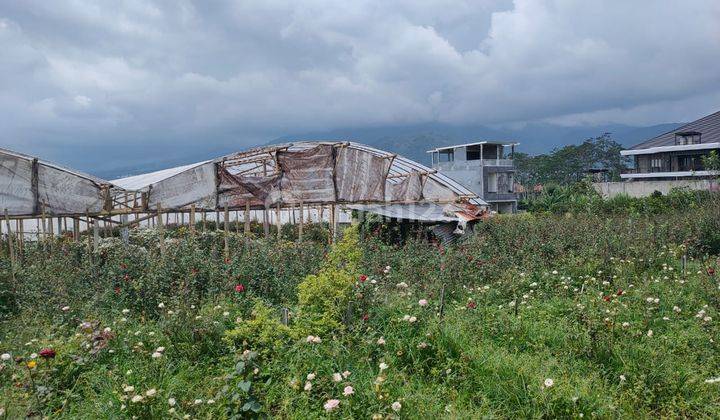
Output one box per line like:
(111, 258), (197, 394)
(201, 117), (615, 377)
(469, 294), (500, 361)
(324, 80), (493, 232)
(422, 177), (459, 202)
(38, 165), (104, 214)
(335, 147), (390, 202)
(148, 162), (216, 209)
(348, 203), (459, 222)
(386, 171), (423, 202)
(0, 153), (34, 215)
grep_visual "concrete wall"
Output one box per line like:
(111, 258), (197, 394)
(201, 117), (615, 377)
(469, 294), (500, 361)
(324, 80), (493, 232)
(593, 179), (718, 198)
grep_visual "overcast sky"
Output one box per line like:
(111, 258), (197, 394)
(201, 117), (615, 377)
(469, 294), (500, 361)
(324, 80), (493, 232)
(2, 0), (720, 171)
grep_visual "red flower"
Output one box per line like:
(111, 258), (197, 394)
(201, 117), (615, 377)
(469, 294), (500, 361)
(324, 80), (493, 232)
(708, 267), (716, 276)
(616, 289), (624, 296)
(39, 348), (56, 359)
(120, 263), (127, 269)
(234, 284), (245, 293)
(467, 300), (477, 310)
(224, 258), (231, 264)
(114, 287), (121, 295)
(603, 295), (612, 302)
(191, 268), (198, 275)
(362, 314), (369, 321)
(123, 274), (130, 281)
(359, 274), (368, 283)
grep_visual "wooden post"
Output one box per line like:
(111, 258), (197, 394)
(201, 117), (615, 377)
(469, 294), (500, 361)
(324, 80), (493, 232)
(263, 206), (270, 238)
(328, 205), (335, 244)
(235, 210), (240, 234)
(157, 204), (165, 255)
(244, 201), (251, 235)
(85, 211), (92, 255)
(18, 219), (24, 257)
(298, 201), (304, 242)
(276, 202), (282, 240)
(201, 210), (207, 232)
(92, 217), (100, 252)
(4, 210), (16, 283)
(40, 203), (47, 244)
(439, 283), (446, 319)
(281, 307), (289, 326)
(224, 204), (230, 260)
(215, 210), (220, 230)
(73, 218), (79, 242)
(189, 204), (196, 235)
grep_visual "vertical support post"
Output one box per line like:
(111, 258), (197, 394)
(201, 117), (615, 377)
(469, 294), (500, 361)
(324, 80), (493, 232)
(92, 217), (100, 252)
(244, 201), (251, 235)
(276, 202), (282, 240)
(157, 203), (165, 256)
(235, 210), (240, 234)
(120, 214), (129, 245)
(85, 210), (91, 256)
(298, 201), (304, 242)
(189, 204), (196, 235)
(224, 204), (230, 260)
(329, 204), (336, 244)
(18, 219), (24, 258)
(263, 206), (270, 238)
(201, 210), (207, 232)
(73, 218), (79, 242)
(439, 283), (446, 319)
(4, 210), (16, 283)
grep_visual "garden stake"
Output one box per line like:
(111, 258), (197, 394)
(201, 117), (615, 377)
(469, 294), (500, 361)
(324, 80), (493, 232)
(439, 283), (446, 319)
(4, 209), (16, 284)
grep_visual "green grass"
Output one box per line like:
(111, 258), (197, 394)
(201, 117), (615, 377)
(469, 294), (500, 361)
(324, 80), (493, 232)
(0, 209), (719, 418)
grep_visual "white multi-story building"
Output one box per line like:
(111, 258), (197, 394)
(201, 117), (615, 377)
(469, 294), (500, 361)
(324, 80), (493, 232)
(427, 141), (519, 213)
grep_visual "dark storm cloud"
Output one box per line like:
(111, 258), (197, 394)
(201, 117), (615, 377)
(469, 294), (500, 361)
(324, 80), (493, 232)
(1, 0), (719, 171)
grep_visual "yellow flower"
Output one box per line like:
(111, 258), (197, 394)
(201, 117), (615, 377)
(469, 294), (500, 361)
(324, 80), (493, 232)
(27, 360), (37, 369)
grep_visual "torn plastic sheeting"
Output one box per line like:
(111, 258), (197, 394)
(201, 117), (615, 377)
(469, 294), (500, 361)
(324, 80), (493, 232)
(39, 164), (104, 214)
(335, 147), (390, 202)
(348, 203), (460, 222)
(0, 153), (34, 215)
(277, 144), (336, 203)
(386, 171), (423, 202)
(148, 162), (216, 209)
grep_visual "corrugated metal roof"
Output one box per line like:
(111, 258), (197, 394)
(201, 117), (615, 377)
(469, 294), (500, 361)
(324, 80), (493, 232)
(629, 110), (720, 150)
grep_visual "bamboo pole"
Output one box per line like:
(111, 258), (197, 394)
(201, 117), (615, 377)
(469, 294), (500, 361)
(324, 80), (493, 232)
(157, 203), (165, 256)
(224, 204), (230, 260)
(244, 201), (251, 235)
(189, 204), (196, 235)
(18, 219), (24, 257)
(298, 201), (304, 242)
(201, 210), (207, 232)
(73, 218), (79, 242)
(329, 204), (335, 244)
(4, 210), (16, 283)
(276, 202), (281, 240)
(92, 217), (100, 252)
(263, 206), (270, 238)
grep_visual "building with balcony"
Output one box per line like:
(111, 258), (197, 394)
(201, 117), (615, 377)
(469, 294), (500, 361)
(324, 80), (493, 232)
(621, 110), (720, 181)
(427, 141), (519, 213)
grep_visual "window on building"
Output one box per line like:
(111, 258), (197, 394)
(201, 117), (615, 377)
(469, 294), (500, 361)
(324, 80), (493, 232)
(650, 157), (663, 171)
(675, 131), (702, 145)
(439, 149), (454, 162)
(487, 172), (498, 193)
(466, 145), (482, 160)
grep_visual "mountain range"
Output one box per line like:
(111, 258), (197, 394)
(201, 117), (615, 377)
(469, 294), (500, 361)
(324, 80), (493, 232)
(269, 122), (682, 166)
(98, 121), (682, 179)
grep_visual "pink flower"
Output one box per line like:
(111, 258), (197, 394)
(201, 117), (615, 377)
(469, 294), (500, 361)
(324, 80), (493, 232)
(343, 386), (354, 396)
(323, 399), (340, 412)
(418, 299), (428, 307)
(234, 284), (245, 293)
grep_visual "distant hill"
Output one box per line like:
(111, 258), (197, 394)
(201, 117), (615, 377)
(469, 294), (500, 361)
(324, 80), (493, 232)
(270, 122), (683, 165)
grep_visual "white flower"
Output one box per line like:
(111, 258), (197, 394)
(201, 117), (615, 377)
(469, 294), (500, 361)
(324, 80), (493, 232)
(704, 377), (720, 384)
(307, 373), (316, 380)
(145, 388), (157, 397)
(619, 375), (626, 382)
(123, 385), (135, 393)
(408, 316), (417, 323)
(647, 330), (654, 337)
(158, 302), (165, 309)
(30, 353), (37, 359)
(312, 336), (322, 344)
(131, 395), (144, 403)
(151, 352), (163, 359)
(223, 311), (229, 317)
(342, 370), (351, 378)
(168, 398), (176, 406)
(377, 337), (386, 345)
(122, 309), (130, 314)
(306, 335), (315, 343)
(332, 373), (342, 382)
(396, 282), (408, 289)
(379, 362), (388, 371)
(383, 265), (391, 274)
(621, 322), (630, 328)
(418, 299), (428, 307)
(343, 385), (354, 396)
(544, 378), (554, 388)
(194, 399), (203, 405)
(417, 342), (428, 349)
(207, 399), (215, 404)
(61, 306), (70, 312)
(1, 353), (11, 361)
(391, 401), (402, 412)
(324, 399), (340, 412)
(673, 306), (681, 313)
(304, 381), (312, 391)
(402, 315), (411, 321)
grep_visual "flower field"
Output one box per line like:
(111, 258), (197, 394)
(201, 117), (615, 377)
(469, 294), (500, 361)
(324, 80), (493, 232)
(0, 202), (719, 418)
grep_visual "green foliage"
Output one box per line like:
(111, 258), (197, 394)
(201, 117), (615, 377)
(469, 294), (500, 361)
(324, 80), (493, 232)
(224, 299), (292, 358)
(515, 133), (630, 186)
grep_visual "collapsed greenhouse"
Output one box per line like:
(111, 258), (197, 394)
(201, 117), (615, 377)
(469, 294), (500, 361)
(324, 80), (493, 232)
(0, 141), (489, 243)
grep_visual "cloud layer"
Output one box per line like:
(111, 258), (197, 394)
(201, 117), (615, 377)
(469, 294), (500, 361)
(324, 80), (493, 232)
(1, 0), (719, 169)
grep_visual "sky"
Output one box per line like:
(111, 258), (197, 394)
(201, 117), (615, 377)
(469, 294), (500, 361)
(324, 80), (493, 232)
(1, 0), (720, 173)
